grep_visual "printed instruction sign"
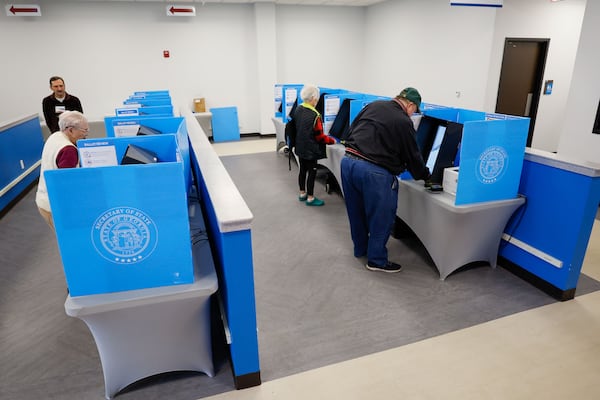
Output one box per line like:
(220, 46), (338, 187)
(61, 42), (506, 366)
(79, 141), (118, 168)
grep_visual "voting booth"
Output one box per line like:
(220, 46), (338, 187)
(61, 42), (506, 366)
(124, 96), (172, 107)
(406, 106), (529, 205)
(103, 115), (192, 190)
(322, 91), (363, 137)
(273, 85), (529, 206)
(45, 134), (193, 297)
(115, 90), (174, 118)
(45, 91), (238, 398)
(115, 105), (173, 118)
(275, 84), (303, 123)
(326, 93), (390, 140)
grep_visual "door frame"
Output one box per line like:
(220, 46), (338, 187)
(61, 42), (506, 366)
(496, 38), (550, 147)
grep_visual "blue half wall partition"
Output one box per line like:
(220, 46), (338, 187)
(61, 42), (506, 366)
(185, 107), (260, 388)
(0, 114), (44, 214)
(499, 149), (600, 299)
(45, 134), (193, 297)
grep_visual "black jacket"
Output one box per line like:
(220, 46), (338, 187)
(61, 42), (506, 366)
(344, 99), (429, 178)
(293, 104), (327, 161)
(42, 93), (83, 133)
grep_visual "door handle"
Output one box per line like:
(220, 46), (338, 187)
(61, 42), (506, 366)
(524, 93), (533, 117)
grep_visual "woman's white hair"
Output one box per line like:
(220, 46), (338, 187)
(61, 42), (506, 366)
(58, 110), (87, 132)
(300, 84), (320, 103)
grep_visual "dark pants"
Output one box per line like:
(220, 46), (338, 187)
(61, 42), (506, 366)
(298, 158), (318, 196)
(341, 156), (399, 266)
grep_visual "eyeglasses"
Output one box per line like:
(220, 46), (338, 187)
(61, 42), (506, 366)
(69, 126), (89, 133)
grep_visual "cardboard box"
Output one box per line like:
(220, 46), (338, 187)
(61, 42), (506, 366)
(193, 98), (206, 113)
(443, 167), (459, 196)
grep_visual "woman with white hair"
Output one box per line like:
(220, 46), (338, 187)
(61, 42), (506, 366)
(36, 110), (89, 229)
(291, 84), (336, 206)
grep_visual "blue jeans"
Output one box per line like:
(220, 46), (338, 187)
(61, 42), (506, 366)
(341, 156), (399, 266)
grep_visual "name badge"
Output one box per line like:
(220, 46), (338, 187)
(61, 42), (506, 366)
(55, 105), (66, 114)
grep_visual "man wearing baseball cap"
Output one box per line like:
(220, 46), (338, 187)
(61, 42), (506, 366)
(341, 87), (430, 273)
(398, 87), (421, 113)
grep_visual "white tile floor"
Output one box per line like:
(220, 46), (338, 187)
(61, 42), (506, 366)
(208, 137), (600, 400)
(211, 137), (278, 157)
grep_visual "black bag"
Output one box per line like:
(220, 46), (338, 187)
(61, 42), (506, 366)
(284, 119), (297, 171)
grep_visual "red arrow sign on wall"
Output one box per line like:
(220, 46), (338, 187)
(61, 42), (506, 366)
(168, 6), (195, 15)
(8, 4), (41, 15)
(169, 7), (192, 13)
(10, 6), (38, 13)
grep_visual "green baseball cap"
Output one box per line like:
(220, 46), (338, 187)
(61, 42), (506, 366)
(398, 87), (422, 113)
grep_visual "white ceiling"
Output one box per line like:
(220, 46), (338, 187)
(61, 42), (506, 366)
(72, 0), (388, 6)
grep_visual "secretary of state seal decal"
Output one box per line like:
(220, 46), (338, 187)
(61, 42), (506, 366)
(477, 146), (508, 184)
(91, 207), (158, 264)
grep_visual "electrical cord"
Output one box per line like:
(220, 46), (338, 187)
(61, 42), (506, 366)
(499, 193), (527, 251)
(190, 227), (208, 246)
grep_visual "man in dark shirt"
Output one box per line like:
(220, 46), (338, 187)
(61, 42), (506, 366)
(42, 76), (83, 133)
(341, 87), (430, 273)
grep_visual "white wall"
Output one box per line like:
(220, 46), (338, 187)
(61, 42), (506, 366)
(484, 0), (586, 152)
(255, 3), (278, 135)
(364, 0), (496, 108)
(275, 5), (366, 91)
(0, 1), (367, 135)
(557, 0), (600, 162)
(363, 0), (587, 153)
(0, 0), (591, 148)
(1, 2), (262, 132)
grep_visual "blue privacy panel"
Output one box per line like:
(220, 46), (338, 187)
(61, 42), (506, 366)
(129, 93), (171, 100)
(456, 109), (486, 123)
(280, 84), (303, 122)
(210, 107), (240, 142)
(102, 116), (191, 191)
(455, 118), (528, 205)
(104, 116), (183, 137)
(133, 90), (170, 96)
(138, 105), (173, 116)
(124, 98), (172, 107)
(274, 84), (284, 119)
(46, 135), (193, 297)
(323, 92), (364, 135)
(424, 107), (461, 122)
(79, 134), (180, 164)
(349, 96), (391, 125)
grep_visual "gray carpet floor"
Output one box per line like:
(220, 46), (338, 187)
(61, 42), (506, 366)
(1, 150), (599, 399)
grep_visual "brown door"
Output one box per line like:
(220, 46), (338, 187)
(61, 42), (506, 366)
(495, 38), (549, 146)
